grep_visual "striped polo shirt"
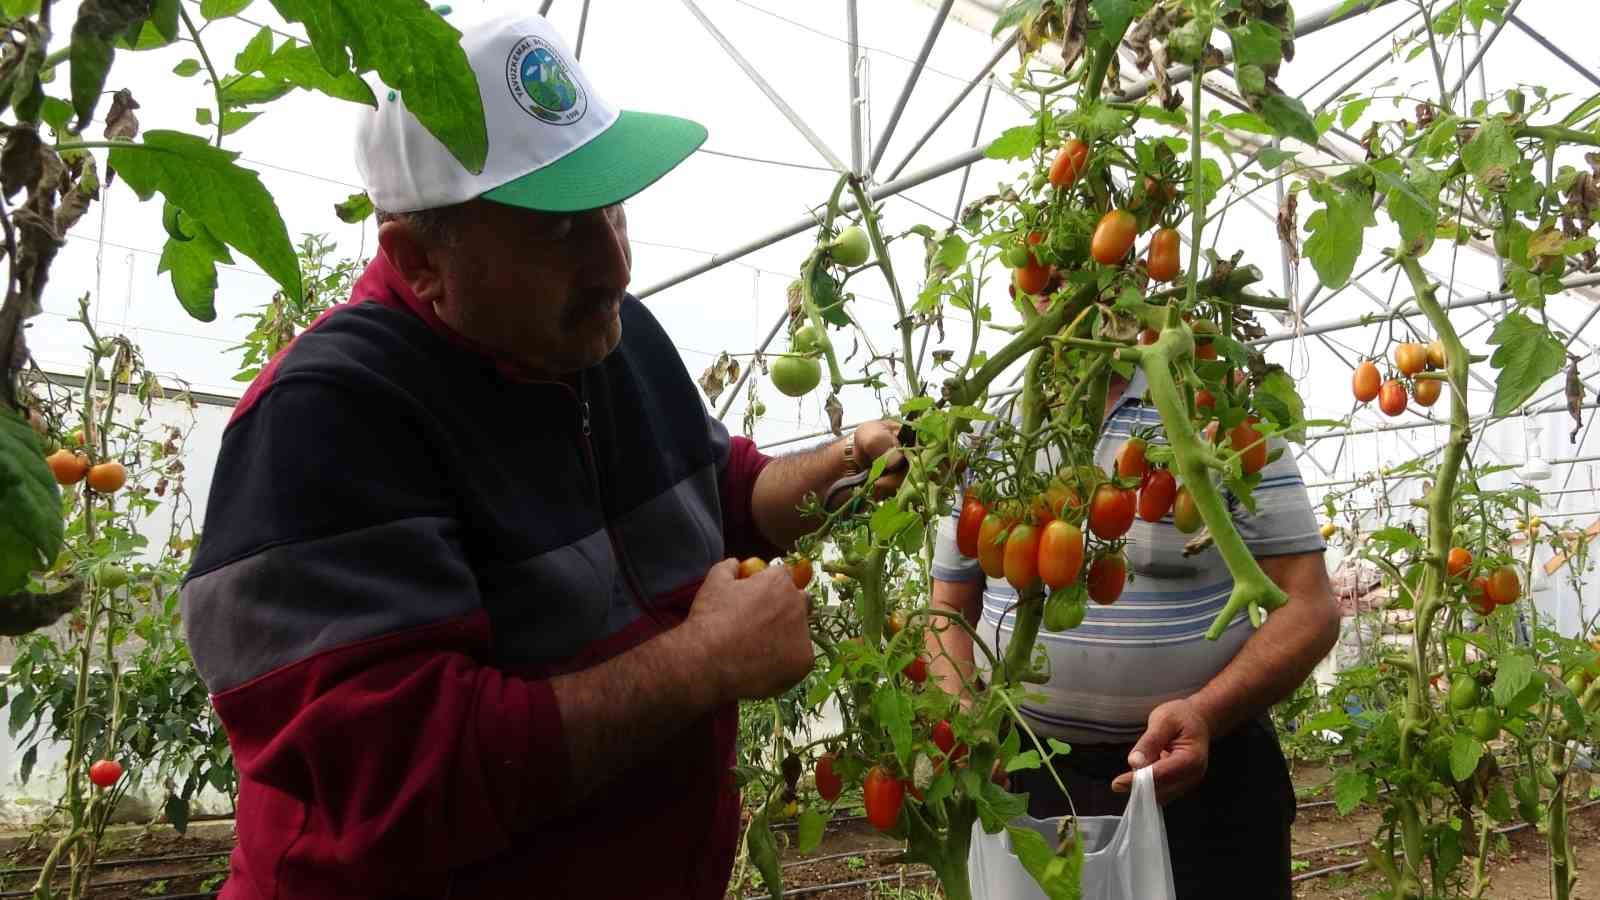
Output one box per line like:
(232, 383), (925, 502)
(932, 370), (1324, 744)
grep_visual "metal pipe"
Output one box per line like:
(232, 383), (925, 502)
(1307, 401), (1600, 446)
(1445, 0), (1524, 105)
(717, 301), (791, 421)
(868, 0), (956, 175)
(1307, 454), (1600, 490)
(573, 0), (591, 59)
(1253, 273), (1600, 346)
(951, 78), (995, 222)
(1507, 14), (1600, 91)
(884, 32), (1018, 182)
(635, 143), (990, 300)
(680, 0), (848, 173)
(846, 0), (864, 176)
(1299, 9), (1424, 105)
(539, 0), (554, 15)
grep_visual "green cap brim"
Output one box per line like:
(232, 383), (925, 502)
(481, 110), (707, 213)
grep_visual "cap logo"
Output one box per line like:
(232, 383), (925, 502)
(506, 35), (587, 126)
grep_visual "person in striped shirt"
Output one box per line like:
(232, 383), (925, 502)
(928, 368), (1338, 899)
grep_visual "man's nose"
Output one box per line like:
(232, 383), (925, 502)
(583, 208), (631, 290)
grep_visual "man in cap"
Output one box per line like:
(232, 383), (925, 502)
(181, 10), (899, 898)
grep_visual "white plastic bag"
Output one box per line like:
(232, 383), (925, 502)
(967, 766), (1176, 899)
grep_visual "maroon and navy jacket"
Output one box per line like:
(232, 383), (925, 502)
(180, 252), (778, 898)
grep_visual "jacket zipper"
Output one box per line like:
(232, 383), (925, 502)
(569, 377), (654, 613)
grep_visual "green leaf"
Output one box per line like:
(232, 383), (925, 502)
(221, 110), (261, 136)
(218, 75), (294, 106)
(265, 0), (487, 173)
(1089, 0), (1145, 56)
(1228, 21), (1283, 69)
(335, 191), (373, 224)
(1450, 733), (1483, 782)
(1302, 179), (1376, 289)
(1486, 312), (1564, 416)
(796, 808), (825, 854)
(235, 26), (275, 74)
(1297, 708), (1350, 735)
(0, 409), (62, 593)
(173, 59), (202, 77)
(1386, 161), (1444, 253)
(985, 124), (1041, 161)
(200, 0), (255, 19)
(1257, 370), (1306, 443)
(872, 684), (914, 765)
(158, 224), (232, 321)
(1462, 117), (1518, 192)
(165, 793), (190, 835)
(1259, 93), (1320, 145)
(1368, 526), (1423, 551)
(195, 107), (213, 126)
(0, 0), (39, 17)
(1492, 651), (1536, 707)
(1486, 783), (1514, 822)
(1193, 157), (1223, 212)
(1006, 825), (1084, 900)
(1340, 97), (1372, 130)
(1256, 147), (1299, 170)
(68, 31), (114, 129)
(39, 97), (71, 133)
(745, 808), (783, 900)
(1334, 769), (1370, 815)
(992, 0), (1047, 37)
(259, 43), (377, 106)
(1214, 111), (1273, 135)
(17, 743), (35, 785)
(110, 130), (302, 309)
(934, 233), (969, 273)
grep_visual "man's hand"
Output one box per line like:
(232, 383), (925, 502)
(852, 420), (906, 497)
(685, 559), (814, 702)
(1111, 698), (1211, 805)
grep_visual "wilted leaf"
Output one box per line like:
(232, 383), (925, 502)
(102, 88), (140, 141)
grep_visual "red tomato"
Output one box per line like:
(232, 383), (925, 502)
(1468, 576), (1495, 615)
(1412, 378), (1442, 407)
(1195, 389), (1216, 412)
(863, 766), (905, 831)
(1003, 523), (1041, 590)
(815, 753), (843, 803)
(956, 494), (987, 558)
(1090, 209), (1138, 265)
(1016, 258), (1052, 295)
(1115, 438), (1149, 480)
(1087, 555), (1127, 605)
(931, 720), (968, 763)
(1146, 228), (1181, 282)
(1138, 468), (1177, 522)
(902, 656), (928, 684)
(1379, 380), (1407, 417)
(1487, 566), (1520, 606)
(977, 513), (1008, 578)
(1446, 547), (1472, 578)
(1137, 328), (1159, 346)
(1394, 342), (1428, 377)
(88, 759), (122, 788)
(1352, 360), (1381, 403)
(1037, 520), (1085, 589)
(1172, 486), (1202, 534)
(1088, 483), (1136, 540)
(1049, 138), (1089, 187)
(1229, 417), (1268, 476)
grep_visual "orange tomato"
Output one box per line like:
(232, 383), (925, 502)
(1016, 258), (1052, 295)
(1037, 520), (1085, 590)
(956, 494), (987, 558)
(1090, 209), (1138, 265)
(1352, 361), (1380, 403)
(1426, 340), (1447, 370)
(1003, 523), (1041, 590)
(46, 449), (89, 486)
(789, 557), (814, 589)
(1229, 417), (1268, 475)
(1487, 566), (1520, 606)
(1049, 138), (1089, 187)
(1412, 377), (1442, 407)
(977, 513), (1008, 578)
(1446, 547), (1472, 578)
(737, 557), (768, 579)
(1379, 380), (1407, 417)
(1394, 342), (1428, 377)
(87, 461), (126, 493)
(1146, 228), (1181, 282)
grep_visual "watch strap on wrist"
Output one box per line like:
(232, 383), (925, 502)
(842, 432), (862, 475)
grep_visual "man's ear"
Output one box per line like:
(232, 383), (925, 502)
(377, 219), (446, 305)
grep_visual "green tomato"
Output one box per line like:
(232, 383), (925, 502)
(95, 564), (130, 590)
(1566, 671), (1589, 698)
(1042, 589), (1086, 632)
(1448, 675), (1480, 712)
(1003, 244), (1031, 268)
(1469, 706), (1500, 742)
(751, 401), (768, 418)
(791, 325), (824, 355)
(828, 226), (871, 268)
(771, 356), (822, 398)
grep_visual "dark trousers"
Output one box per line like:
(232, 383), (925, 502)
(1009, 717), (1296, 900)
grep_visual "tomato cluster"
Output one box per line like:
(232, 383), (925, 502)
(45, 448), (126, 493)
(1352, 340), (1447, 417)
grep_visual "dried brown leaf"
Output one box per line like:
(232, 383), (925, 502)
(825, 393), (844, 437)
(102, 88), (141, 142)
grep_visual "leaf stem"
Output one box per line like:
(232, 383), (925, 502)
(177, 6), (226, 147)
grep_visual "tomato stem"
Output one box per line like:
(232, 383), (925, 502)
(845, 179), (922, 398)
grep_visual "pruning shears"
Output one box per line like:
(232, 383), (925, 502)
(823, 421), (917, 512)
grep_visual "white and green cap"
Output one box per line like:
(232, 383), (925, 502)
(355, 8), (707, 214)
